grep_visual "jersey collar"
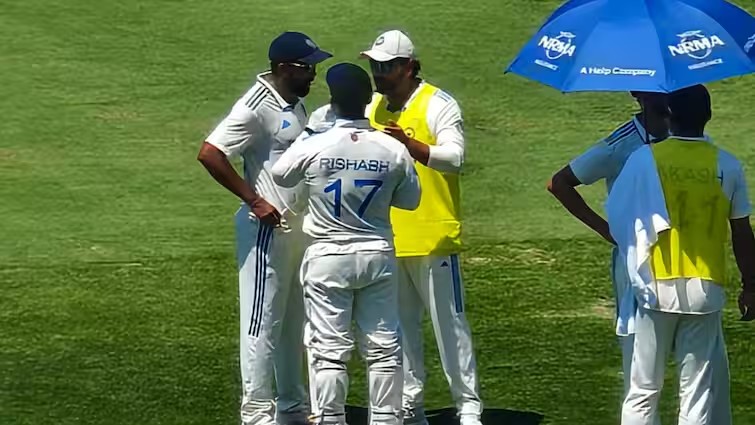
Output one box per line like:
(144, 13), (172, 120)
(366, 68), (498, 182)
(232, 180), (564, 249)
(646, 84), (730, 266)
(335, 118), (372, 129)
(670, 134), (711, 143)
(257, 72), (298, 109)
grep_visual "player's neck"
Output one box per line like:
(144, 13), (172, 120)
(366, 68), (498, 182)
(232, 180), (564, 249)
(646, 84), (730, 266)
(671, 128), (704, 138)
(386, 78), (421, 112)
(265, 74), (299, 104)
(337, 113), (366, 121)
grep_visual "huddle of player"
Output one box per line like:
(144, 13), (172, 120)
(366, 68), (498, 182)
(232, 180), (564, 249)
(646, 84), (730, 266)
(198, 30), (482, 425)
(198, 29), (755, 425)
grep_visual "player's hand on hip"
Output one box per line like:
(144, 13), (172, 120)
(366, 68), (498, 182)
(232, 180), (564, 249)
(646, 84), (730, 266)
(738, 287), (755, 322)
(384, 120), (410, 145)
(249, 198), (281, 227)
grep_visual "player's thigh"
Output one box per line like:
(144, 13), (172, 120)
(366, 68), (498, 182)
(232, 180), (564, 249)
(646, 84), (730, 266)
(427, 254), (465, 315)
(354, 253), (400, 347)
(398, 256), (433, 307)
(674, 312), (722, 381)
(235, 213), (278, 335)
(302, 254), (357, 357)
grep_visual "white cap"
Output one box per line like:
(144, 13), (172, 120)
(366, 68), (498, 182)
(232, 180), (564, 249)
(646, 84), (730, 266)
(360, 30), (416, 62)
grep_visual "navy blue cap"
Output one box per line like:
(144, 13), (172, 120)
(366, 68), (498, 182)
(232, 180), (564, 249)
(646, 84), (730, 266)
(268, 32), (332, 65)
(326, 63), (373, 103)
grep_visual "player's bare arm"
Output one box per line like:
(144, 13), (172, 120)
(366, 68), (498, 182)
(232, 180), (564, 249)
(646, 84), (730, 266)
(547, 165), (615, 245)
(197, 142), (281, 226)
(730, 216), (755, 321)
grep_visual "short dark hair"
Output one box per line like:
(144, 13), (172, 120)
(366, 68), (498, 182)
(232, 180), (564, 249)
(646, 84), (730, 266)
(411, 60), (421, 78)
(668, 85), (711, 132)
(326, 63), (373, 116)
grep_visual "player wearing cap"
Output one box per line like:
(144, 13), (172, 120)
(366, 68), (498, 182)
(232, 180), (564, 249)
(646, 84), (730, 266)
(608, 85), (755, 425)
(271, 63), (421, 425)
(197, 31), (331, 425)
(547, 92), (670, 407)
(360, 30), (481, 425)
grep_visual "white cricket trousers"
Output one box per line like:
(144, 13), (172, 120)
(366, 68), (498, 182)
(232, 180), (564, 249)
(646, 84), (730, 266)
(235, 206), (308, 425)
(301, 248), (403, 425)
(397, 255), (482, 423)
(611, 249), (637, 399)
(622, 307), (732, 425)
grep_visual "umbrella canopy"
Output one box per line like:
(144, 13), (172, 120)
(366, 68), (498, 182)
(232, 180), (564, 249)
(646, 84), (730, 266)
(505, 0), (755, 92)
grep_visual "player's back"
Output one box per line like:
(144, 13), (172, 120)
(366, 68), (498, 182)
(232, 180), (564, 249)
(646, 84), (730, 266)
(302, 120), (420, 253)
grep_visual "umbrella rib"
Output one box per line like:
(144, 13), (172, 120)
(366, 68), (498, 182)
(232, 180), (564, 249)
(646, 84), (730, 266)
(644, 0), (674, 92)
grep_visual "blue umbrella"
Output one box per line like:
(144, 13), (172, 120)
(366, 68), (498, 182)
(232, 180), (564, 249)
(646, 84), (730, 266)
(505, 0), (755, 92)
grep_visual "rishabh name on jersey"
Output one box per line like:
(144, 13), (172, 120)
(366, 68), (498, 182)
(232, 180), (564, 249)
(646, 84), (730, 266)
(298, 121), (416, 255)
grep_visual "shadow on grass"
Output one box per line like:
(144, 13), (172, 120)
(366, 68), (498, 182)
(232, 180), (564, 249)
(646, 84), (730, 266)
(345, 406), (544, 425)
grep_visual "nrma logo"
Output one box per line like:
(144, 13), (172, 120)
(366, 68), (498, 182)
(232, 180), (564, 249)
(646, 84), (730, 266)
(668, 31), (725, 60)
(538, 31), (577, 60)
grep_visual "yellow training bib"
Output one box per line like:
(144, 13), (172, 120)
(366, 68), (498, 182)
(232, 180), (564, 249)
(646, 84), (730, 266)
(650, 138), (730, 283)
(369, 83), (462, 257)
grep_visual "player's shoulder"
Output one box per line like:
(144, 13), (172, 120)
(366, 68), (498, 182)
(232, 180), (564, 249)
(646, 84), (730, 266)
(431, 86), (457, 104)
(425, 83), (460, 108)
(232, 80), (279, 113)
(601, 119), (641, 146)
(306, 104), (337, 131)
(715, 143), (744, 173)
(367, 131), (411, 159)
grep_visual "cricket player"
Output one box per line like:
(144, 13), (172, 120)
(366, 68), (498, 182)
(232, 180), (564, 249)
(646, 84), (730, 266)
(271, 62), (421, 425)
(608, 84), (755, 425)
(196, 31), (331, 425)
(547, 92), (670, 401)
(362, 30), (482, 425)
(306, 30), (481, 425)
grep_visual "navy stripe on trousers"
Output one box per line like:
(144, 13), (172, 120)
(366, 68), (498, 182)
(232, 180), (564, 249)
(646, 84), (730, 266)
(450, 255), (463, 314)
(249, 223), (274, 336)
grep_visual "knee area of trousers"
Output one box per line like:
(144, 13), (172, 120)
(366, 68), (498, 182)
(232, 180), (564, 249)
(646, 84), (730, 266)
(364, 344), (401, 368)
(625, 387), (662, 410)
(313, 356), (348, 372)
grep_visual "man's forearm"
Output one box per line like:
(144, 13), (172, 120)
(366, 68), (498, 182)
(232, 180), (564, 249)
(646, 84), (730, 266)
(403, 138), (430, 166)
(198, 142), (260, 206)
(549, 182), (613, 243)
(731, 217), (755, 290)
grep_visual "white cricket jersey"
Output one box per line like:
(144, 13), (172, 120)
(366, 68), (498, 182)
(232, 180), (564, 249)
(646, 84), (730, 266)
(271, 118), (421, 255)
(206, 72), (308, 215)
(305, 81), (465, 173)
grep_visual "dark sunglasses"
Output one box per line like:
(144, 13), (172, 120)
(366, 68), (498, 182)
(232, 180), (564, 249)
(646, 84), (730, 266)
(285, 62), (316, 72)
(369, 58), (409, 76)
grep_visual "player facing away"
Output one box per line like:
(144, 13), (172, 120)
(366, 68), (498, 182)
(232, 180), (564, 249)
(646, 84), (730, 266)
(271, 62), (421, 425)
(197, 32), (331, 425)
(303, 30), (481, 425)
(609, 85), (755, 425)
(547, 92), (670, 412)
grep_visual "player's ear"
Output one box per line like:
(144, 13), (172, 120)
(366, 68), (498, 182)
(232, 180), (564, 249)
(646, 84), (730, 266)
(271, 62), (285, 76)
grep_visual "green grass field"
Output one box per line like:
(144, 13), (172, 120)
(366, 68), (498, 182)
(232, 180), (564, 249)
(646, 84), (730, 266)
(2, 0), (754, 424)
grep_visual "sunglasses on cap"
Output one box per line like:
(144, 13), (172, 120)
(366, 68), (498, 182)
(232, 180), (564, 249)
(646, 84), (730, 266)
(368, 58), (409, 76)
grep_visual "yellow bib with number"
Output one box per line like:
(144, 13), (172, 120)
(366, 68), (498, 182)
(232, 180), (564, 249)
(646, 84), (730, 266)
(650, 138), (729, 283)
(369, 83), (462, 257)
